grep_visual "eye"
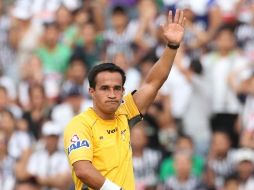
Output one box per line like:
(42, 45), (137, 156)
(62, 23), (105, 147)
(101, 86), (108, 90)
(114, 86), (122, 91)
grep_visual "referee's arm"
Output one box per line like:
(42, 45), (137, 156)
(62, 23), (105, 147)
(73, 160), (121, 190)
(133, 9), (186, 115)
(73, 160), (104, 189)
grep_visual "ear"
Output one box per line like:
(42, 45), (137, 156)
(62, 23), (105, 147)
(89, 87), (95, 98)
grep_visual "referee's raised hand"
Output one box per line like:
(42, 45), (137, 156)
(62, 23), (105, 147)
(162, 9), (186, 46)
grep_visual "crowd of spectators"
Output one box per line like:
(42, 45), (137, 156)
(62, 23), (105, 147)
(0, 0), (254, 190)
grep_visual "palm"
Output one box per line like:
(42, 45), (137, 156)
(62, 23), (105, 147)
(162, 10), (185, 45)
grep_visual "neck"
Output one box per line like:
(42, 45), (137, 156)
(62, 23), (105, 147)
(177, 174), (189, 182)
(93, 107), (115, 120)
(45, 43), (57, 51)
(132, 148), (144, 157)
(219, 49), (231, 56)
(116, 27), (125, 34)
(85, 42), (95, 51)
(0, 153), (6, 161)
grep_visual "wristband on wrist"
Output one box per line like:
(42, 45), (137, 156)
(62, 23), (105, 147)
(167, 43), (180, 50)
(100, 179), (121, 190)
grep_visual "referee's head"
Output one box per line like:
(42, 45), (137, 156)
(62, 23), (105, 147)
(88, 63), (126, 89)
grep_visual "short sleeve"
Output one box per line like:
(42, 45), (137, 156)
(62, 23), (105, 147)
(64, 117), (93, 165)
(27, 153), (38, 175)
(121, 92), (141, 120)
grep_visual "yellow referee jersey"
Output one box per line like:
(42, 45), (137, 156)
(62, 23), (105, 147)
(64, 93), (142, 190)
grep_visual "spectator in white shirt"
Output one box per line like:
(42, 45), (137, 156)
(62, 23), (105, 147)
(202, 24), (249, 147)
(233, 148), (254, 190)
(0, 86), (22, 119)
(131, 122), (162, 190)
(26, 121), (71, 190)
(51, 84), (92, 134)
(0, 131), (15, 190)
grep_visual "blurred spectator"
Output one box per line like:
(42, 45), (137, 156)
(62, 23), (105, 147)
(55, 5), (77, 47)
(0, 65), (17, 102)
(36, 21), (72, 101)
(10, 2), (43, 76)
(0, 131), (15, 190)
(0, 86), (22, 119)
(0, 12), (17, 82)
(0, 109), (31, 159)
(25, 121), (71, 190)
(175, 52), (211, 156)
(71, 7), (90, 46)
(72, 21), (103, 70)
(0, 109), (33, 188)
(228, 66), (254, 149)
(233, 148), (254, 190)
(131, 122), (162, 190)
(51, 84), (92, 134)
(211, 0), (242, 24)
(202, 24), (249, 147)
(161, 151), (203, 190)
(180, 5), (208, 59)
(36, 21), (71, 75)
(235, 1), (254, 61)
(103, 5), (135, 63)
(130, 0), (159, 61)
(22, 84), (50, 141)
(80, 0), (105, 31)
(18, 55), (44, 110)
(61, 57), (89, 99)
(222, 174), (239, 190)
(113, 51), (141, 93)
(204, 130), (235, 189)
(159, 135), (204, 183)
(133, 0), (158, 48)
(0, 0), (10, 45)
(110, 0), (137, 8)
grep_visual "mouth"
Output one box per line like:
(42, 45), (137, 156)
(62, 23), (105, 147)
(106, 101), (119, 104)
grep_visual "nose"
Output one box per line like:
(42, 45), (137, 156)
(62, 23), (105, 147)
(108, 88), (116, 99)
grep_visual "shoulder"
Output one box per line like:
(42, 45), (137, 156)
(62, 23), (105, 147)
(64, 109), (99, 133)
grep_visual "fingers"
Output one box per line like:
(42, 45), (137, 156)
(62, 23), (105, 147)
(174, 9), (180, 23)
(170, 9), (185, 25)
(179, 10), (184, 25)
(160, 23), (166, 32)
(168, 10), (173, 24)
(182, 17), (186, 28)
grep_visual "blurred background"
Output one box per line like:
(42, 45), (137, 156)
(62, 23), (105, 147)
(0, 0), (254, 190)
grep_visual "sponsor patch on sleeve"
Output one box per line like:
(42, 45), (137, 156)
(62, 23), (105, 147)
(68, 135), (90, 155)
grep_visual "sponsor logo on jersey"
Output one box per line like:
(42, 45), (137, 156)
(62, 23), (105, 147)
(70, 134), (79, 143)
(68, 139), (90, 155)
(107, 127), (118, 134)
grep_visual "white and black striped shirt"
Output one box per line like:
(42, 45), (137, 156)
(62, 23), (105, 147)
(133, 148), (162, 186)
(164, 176), (201, 190)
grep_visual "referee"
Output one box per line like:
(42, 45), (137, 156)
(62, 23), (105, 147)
(64, 9), (186, 190)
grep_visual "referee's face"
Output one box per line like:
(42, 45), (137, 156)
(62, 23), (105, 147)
(89, 71), (124, 119)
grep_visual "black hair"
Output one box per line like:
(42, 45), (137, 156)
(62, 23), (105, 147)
(224, 174), (239, 187)
(0, 85), (7, 94)
(28, 83), (45, 97)
(112, 5), (127, 15)
(69, 55), (87, 67)
(140, 50), (158, 64)
(43, 21), (59, 30)
(176, 134), (193, 145)
(88, 63), (126, 88)
(214, 23), (235, 39)
(190, 58), (203, 75)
